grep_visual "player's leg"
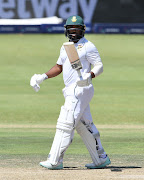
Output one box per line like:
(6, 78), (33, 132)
(40, 96), (77, 169)
(73, 85), (109, 167)
(81, 105), (106, 158)
(77, 105), (111, 168)
(40, 84), (95, 169)
(76, 120), (111, 168)
(73, 84), (111, 168)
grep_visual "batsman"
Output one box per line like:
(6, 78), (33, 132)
(30, 15), (111, 169)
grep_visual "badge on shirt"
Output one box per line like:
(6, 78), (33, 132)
(77, 44), (83, 50)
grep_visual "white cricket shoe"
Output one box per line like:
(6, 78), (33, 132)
(85, 156), (111, 169)
(40, 160), (63, 170)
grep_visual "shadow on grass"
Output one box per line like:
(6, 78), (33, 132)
(62, 166), (142, 171)
(108, 166), (142, 172)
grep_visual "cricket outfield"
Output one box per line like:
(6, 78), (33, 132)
(0, 34), (144, 179)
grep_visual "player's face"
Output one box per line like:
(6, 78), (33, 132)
(66, 25), (84, 42)
(67, 25), (82, 35)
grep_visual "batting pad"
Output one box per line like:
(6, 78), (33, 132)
(48, 106), (74, 165)
(76, 121), (101, 166)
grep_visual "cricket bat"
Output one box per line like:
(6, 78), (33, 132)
(63, 42), (83, 80)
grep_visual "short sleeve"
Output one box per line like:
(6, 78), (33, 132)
(86, 41), (102, 65)
(56, 46), (65, 65)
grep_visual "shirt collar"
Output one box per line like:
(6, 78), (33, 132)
(75, 37), (85, 45)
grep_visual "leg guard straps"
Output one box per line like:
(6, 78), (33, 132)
(93, 131), (105, 156)
(76, 121), (102, 166)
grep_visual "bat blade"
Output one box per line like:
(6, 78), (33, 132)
(63, 42), (82, 70)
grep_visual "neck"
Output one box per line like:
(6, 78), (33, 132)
(69, 39), (79, 43)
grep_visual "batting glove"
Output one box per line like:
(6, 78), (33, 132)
(30, 73), (48, 92)
(77, 73), (92, 87)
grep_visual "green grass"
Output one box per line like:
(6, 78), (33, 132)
(0, 127), (143, 168)
(0, 127), (143, 155)
(0, 34), (144, 168)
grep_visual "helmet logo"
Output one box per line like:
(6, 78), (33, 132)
(71, 16), (77, 22)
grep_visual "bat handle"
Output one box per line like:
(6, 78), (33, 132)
(77, 69), (83, 80)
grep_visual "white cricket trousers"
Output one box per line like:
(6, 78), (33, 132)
(47, 83), (100, 165)
(62, 83), (98, 132)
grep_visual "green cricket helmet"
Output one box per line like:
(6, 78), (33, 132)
(64, 15), (86, 43)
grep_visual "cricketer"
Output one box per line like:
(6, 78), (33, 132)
(30, 15), (111, 169)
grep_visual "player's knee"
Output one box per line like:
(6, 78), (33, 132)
(76, 120), (85, 134)
(56, 106), (75, 133)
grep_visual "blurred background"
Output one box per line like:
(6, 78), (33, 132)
(0, 0), (144, 34)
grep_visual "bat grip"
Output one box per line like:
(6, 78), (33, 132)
(77, 69), (83, 80)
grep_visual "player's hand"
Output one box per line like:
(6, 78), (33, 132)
(77, 73), (92, 87)
(30, 74), (48, 92)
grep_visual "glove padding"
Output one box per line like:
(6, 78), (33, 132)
(77, 73), (92, 87)
(30, 73), (48, 92)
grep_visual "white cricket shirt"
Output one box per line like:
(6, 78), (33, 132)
(57, 37), (102, 87)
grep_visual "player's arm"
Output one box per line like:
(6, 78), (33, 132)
(76, 42), (103, 87)
(45, 64), (62, 78)
(30, 64), (62, 92)
(86, 42), (103, 79)
(90, 71), (96, 78)
(90, 62), (103, 78)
